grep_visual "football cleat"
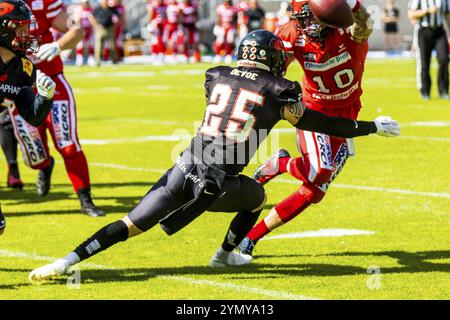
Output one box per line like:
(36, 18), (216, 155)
(238, 237), (257, 256)
(29, 259), (71, 281)
(36, 157), (54, 196)
(253, 149), (290, 185)
(7, 163), (23, 190)
(77, 188), (105, 217)
(0, 206), (6, 235)
(210, 248), (253, 267)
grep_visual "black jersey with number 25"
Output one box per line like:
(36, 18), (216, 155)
(197, 66), (302, 171)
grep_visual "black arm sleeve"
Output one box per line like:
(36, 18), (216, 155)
(295, 108), (378, 138)
(15, 87), (52, 127)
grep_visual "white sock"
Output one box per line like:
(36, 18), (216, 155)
(217, 247), (231, 257)
(63, 252), (80, 265)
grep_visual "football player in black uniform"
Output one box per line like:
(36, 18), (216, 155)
(0, 0), (56, 235)
(29, 30), (399, 280)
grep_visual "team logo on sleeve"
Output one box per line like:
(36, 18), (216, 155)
(21, 58), (33, 77)
(51, 101), (72, 149)
(13, 115), (48, 167)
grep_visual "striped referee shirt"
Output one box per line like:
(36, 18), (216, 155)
(408, 0), (450, 28)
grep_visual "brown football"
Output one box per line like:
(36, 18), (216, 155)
(308, 0), (354, 29)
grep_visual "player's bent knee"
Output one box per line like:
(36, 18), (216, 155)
(121, 216), (144, 238)
(57, 145), (81, 158)
(311, 169), (333, 186)
(300, 183), (326, 204)
(252, 193), (267, 213)
(28, 158), (51, 170)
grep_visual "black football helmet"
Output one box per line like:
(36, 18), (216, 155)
(237, 30), (287, 77)
(0, 0), (38, 55)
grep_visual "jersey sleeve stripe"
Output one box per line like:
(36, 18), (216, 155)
(282, 41), (293, 49)
(47, 0), (63, 10)
(46, 8), (62, 19)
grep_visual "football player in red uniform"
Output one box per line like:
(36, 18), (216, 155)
(111, 0), (125, 61)
(4, 0), (104, 217)
(239, 0), (376, 255)
(214, 0), (238, 64)
(148, 0), (167, 64)
(73, 0), (95, 66)
(179, 0), (200, 63)
(164, 0), (181, 62)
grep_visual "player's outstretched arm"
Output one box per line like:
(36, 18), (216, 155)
(351, 3), (373, 42)
(14, 71), (55, 127)
(36, 11), (85, 62)
(283, 103), (400, 138)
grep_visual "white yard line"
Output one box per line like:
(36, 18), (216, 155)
(0, 249), (319, 300)
(0, 250), (108, 270)
(81, 134), (191, 145)
(262, 229), (375, 241)
(160, 275), (320, 300)
(84, 162), (450, 199)
(274, 178), (450, 199)
(88, 162), (166, 174)
(68, 69), (205, 79)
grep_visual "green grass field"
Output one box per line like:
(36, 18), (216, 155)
(0, 59), (449, 300)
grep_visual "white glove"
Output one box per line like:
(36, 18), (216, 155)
(36, 70), (56, 99)
(374, 116), (400, 137)
(36, 42), (61, 62)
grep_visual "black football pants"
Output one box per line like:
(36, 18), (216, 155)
(416, 27), (449, 96)
(127, 149), (266, 232)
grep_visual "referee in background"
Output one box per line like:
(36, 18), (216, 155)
(408, 0), (450, 100)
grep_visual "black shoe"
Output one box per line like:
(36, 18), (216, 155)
(36, 157), (55, 196)
(0, 206), (6, 235)
(238, 237), (257, 256)
(77, 188), (105, 217)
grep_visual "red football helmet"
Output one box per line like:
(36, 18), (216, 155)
(291, 0), (326, 40)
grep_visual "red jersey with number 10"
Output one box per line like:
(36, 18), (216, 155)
(26, 0), (64, 77)
(277, 21), (368, 116)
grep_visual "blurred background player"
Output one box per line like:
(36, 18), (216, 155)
(239, 0), (375, 256)
(237, 0), (250, 41)
(408, 0), (449, 100)
(112, 0), (126, 62)
(0, 0), (57, 235)
(93, 0), (119, 66)
(276, 1), (292, 29)
(243, 0), (265, 33)
(383, 0), (400, 54)
(73, 0), (95, 66)
(148, 0), (167, 65)
(164, 0), (182, 64)
(4, 0), (105, 217)
(214, 0), (238, 64)
(179, 0), (200, 63)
